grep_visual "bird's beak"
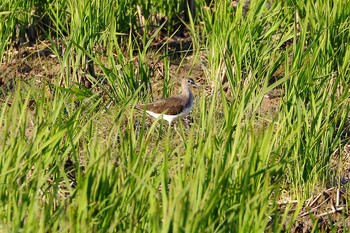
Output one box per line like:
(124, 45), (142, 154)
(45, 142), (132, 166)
(193, 83), (203, 89)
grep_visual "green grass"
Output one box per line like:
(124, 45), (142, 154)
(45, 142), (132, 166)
(1, 0), (350, 232)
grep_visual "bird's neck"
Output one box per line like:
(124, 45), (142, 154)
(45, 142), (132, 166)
(180, 87), (194, 104)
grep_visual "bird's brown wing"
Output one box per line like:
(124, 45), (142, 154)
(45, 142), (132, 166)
(139, 96), (185, 115)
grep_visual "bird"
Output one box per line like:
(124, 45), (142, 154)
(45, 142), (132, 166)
(136, 78), (200, 125)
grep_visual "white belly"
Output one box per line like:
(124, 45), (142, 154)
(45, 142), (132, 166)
(146, 105), (192, 124)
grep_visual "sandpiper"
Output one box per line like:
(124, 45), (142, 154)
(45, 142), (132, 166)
(136, 78), (200, 125)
